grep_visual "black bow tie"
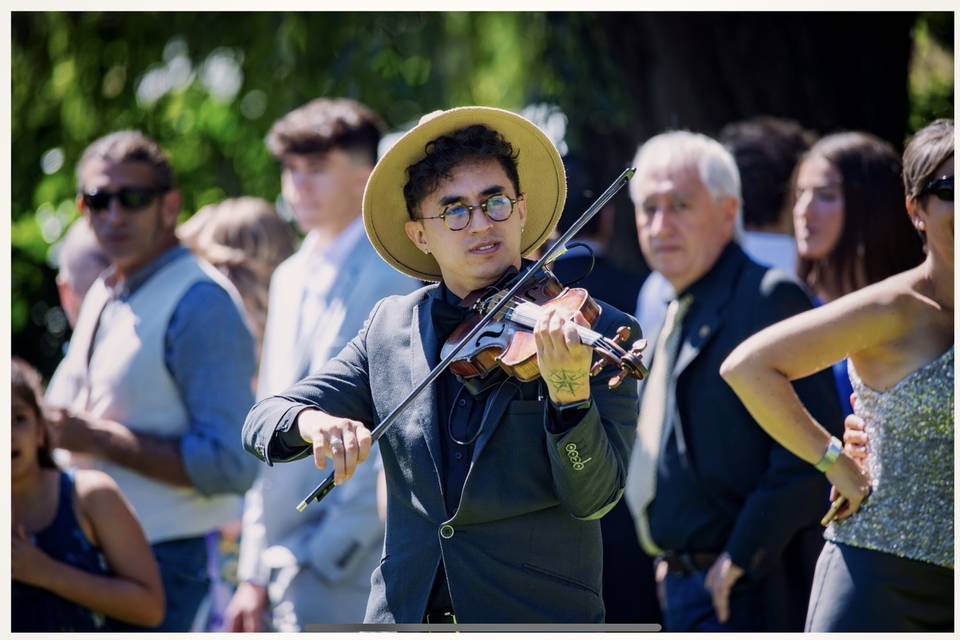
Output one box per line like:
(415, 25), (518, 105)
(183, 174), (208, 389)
(431, 266), (526, 340)
(431, 295), (472, 340)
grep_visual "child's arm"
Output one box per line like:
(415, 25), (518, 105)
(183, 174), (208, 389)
(12, 470), (166, 627)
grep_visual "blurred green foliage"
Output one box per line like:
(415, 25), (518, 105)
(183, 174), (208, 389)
(11, 12), (953, 375)
(12, 12), (554, 372)
(908, 13), (954, 135)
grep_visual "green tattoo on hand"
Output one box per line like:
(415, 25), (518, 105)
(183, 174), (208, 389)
(548, 369), (587, 395)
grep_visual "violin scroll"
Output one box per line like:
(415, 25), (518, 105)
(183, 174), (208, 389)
(607, 339), (649, 389)
(594, 327), (649, 389)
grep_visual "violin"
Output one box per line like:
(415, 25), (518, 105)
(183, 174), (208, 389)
(444, 267), (648, 389)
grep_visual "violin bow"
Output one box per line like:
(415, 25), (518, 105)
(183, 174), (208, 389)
(297, 167), (637, 511)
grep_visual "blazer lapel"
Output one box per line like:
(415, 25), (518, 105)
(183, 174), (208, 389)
(323, 238), (369, 305)
(302, 243), (369, 372)
(410, 297), (444, 480)
(279, 251), (310, 382)
(672, 245), (746, 378)
(673, 304), (723, 378)
(469, 377), (523, 464)
(280, 250), (308, 338)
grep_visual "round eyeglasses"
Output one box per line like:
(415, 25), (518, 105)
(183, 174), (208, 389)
(419, 193), (523, 231)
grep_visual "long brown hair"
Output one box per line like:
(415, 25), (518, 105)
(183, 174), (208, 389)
(795, 132), (925, 298)
(11, 358), (58, 469)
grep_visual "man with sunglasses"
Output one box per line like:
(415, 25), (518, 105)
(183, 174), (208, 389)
(46, 130), (259, 631)
(242, 107), (641, 624)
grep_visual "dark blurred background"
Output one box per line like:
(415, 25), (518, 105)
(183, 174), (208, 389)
(12, 12), (954, 377)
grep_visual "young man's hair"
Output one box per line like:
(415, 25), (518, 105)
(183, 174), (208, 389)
(718, 116), (817, 230)
(795, 131), (925, 296)
(76, 130), (174, 191)
(11, 358), (58, 469)
(266, 98), (386, 166)
(403, 124), (521, 219)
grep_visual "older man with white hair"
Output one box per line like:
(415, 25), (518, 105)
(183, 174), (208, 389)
(624, 131), (842, 631)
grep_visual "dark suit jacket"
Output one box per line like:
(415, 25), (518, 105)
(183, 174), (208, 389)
(243, 284), (641, 623)
(645, 243), (842, 630)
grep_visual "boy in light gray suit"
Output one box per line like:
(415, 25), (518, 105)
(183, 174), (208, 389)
(226, 99), (418, 631)
(243, 107), (641, 624)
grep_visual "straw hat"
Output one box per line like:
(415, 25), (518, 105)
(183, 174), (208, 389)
(362, 106), (566, 281)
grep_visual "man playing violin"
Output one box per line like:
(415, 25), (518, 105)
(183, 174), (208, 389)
(242, 107), (641, 624)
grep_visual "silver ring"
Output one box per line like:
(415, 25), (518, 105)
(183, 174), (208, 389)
(329, 437), (343, 452)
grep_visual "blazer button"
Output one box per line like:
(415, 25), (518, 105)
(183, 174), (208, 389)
(440, 524), (455, 539)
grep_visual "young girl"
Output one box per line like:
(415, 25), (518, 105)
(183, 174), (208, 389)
(721, 119), (953, 631)
(12, 358), (165, 631)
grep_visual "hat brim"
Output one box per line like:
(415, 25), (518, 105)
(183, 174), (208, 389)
(363, 106), (566, 281)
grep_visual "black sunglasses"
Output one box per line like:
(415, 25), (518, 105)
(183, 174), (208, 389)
(918, 175), (953, 202)
(81, 186), (167, 212)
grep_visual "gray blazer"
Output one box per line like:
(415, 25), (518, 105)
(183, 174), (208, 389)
(237, 232), (418, 626)
(243, 284), (641, 623)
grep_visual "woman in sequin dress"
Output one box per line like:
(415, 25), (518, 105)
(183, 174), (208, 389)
(12, 359), (166, 631)
(720, 119), (954, 632)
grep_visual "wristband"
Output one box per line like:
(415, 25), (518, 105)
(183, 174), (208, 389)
(814, 436), (843, 472)
(551, 397), (593, 412)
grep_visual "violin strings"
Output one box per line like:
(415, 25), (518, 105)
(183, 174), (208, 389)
(494, 300), (633, 373)
(502, 300), (608, 347)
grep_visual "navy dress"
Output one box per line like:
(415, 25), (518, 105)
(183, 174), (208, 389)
(12, 471), (132, 632)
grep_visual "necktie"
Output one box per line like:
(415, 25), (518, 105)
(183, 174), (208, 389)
(625, 294), (693, 556)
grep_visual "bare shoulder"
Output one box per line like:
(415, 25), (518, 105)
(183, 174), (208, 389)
(869, 268), (944, 323)
(836, 269), (921, 326)
(777, 271), (919, 353)
(74, 469), (131, 515)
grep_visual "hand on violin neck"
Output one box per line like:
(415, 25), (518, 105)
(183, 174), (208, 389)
(534, 308), (593, 404)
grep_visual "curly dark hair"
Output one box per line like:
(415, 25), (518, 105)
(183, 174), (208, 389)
(266, 98), (385, 166)
(403, 124), (521, 219)
(12, 358), (57, 469)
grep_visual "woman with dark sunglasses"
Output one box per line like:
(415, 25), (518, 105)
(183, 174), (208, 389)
(719, 119), (953, 631)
